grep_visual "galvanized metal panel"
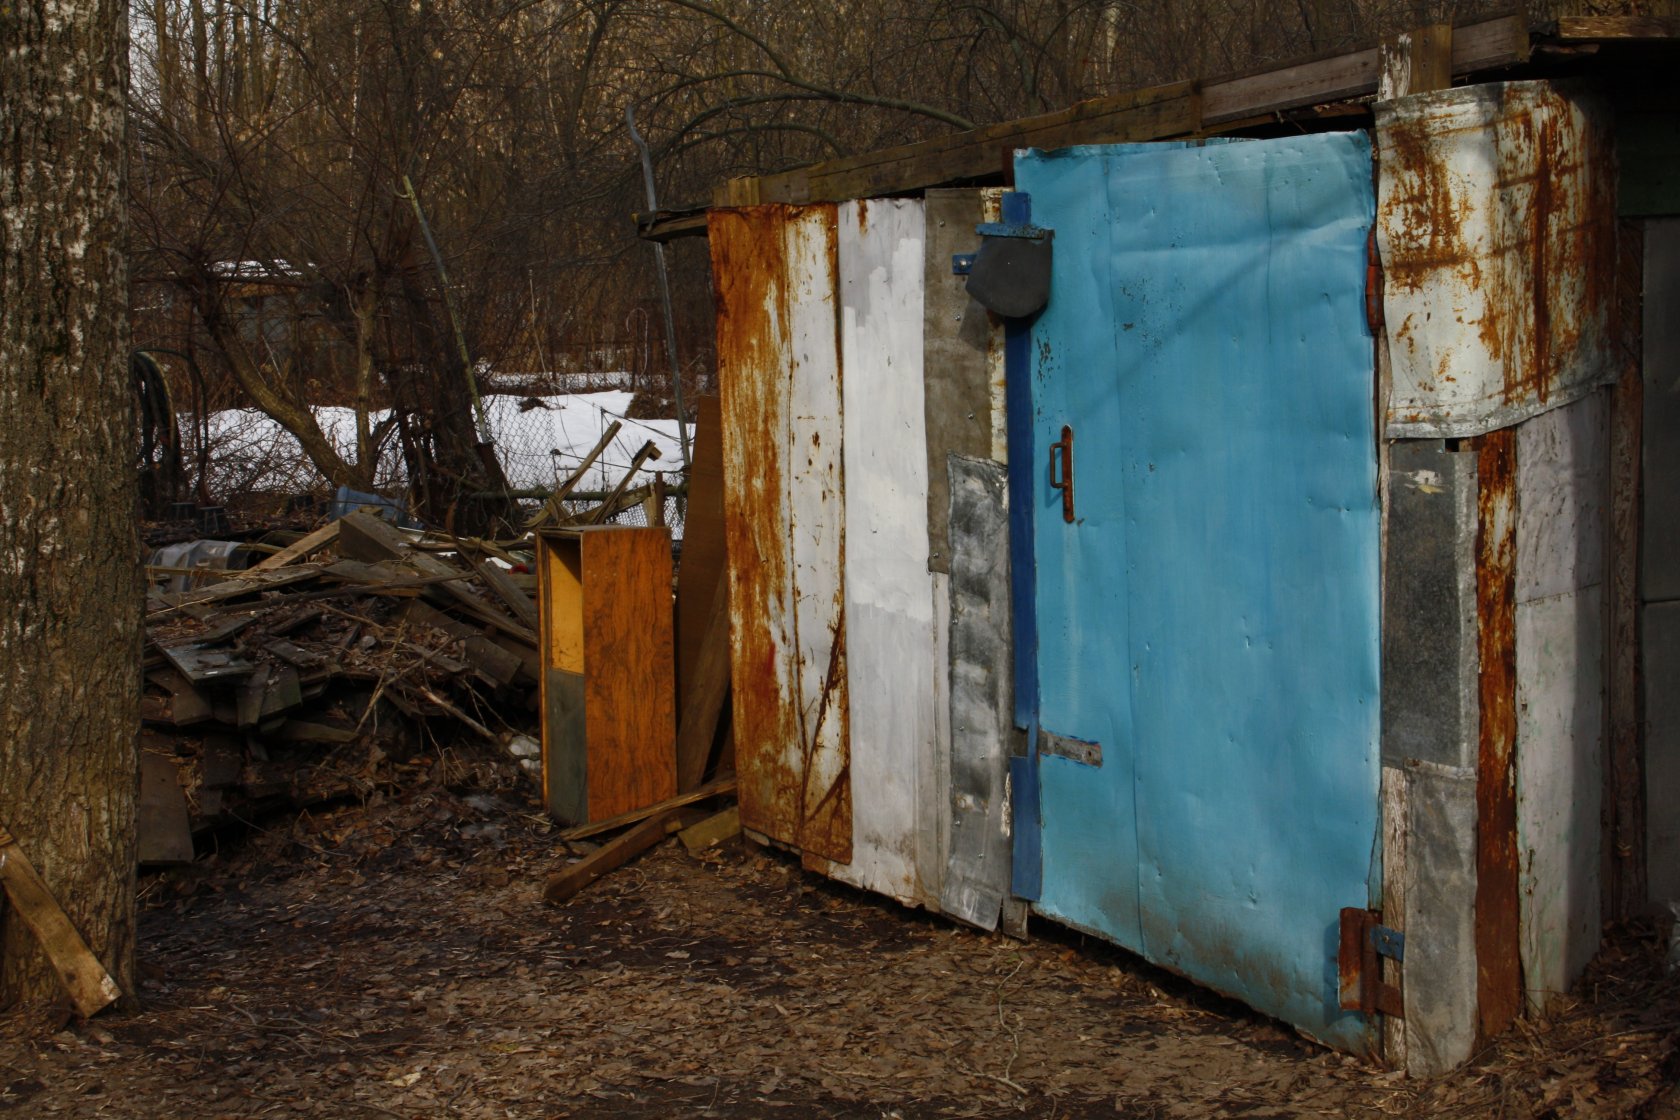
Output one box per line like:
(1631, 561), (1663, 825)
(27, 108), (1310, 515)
(1514, 392), (1607, 1011)
(1019, 133), (1381, 1054)
(1517, 391), (1607, 605)
(834, 198), (939, 906)
(922, 190), (1006, 573)
(1399, 759), (1479, 1076)
(1383, 440), (1480, 771)
(709, 205), (851, 863)
(1377, 81), (1618, 438)
(943, 453), (1014, 930)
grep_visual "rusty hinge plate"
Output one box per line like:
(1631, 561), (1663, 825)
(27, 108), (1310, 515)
(1339, 907), (1404, 1017)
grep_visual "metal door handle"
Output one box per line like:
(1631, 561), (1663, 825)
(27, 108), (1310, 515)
(1049, 424), (1074, 523)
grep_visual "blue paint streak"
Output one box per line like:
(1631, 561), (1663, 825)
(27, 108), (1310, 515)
(1016, 133), (1381, 1054)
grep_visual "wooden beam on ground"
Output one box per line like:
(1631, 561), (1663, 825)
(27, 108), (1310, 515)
(545, 810), (683, 903)
(243, 521), (341, 573)
(679, 806), (741, 853)
(557, 775), (737, 842)
(675, 576), (732, 792)
(0, 823), (122, 1018)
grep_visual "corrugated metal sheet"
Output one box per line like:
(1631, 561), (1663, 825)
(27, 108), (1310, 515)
(1018, 132), (1381, 1055)
(709, 205), (851, 863)
(832, 198), (941, 906)
(1377, 81), (1617, 438)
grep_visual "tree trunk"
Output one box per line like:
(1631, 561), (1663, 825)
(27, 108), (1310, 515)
(0, 0), (140, 1024)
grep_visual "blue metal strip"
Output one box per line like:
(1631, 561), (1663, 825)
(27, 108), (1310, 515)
(1009, 740), (1042, 901)
(1005, 317), (1037, 728)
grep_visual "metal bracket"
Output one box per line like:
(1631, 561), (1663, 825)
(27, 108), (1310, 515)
(952, 253), (976, 276)
(1338, 908), (1404, 1017)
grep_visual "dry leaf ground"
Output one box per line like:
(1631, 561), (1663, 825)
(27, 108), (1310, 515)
(2, 758), (1676, 1119)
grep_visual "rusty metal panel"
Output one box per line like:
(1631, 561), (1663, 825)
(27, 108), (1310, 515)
(833, 198), (939, 906)
(1515, 392), (1607, 1012)
(710, 205), (851, 864)
(1474, 428), (1521, 1040)
(1377, 81), (1618, 438)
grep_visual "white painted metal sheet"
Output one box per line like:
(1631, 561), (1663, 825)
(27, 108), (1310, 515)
(834, 198), (940, 906)
(1514, 392), (1608, 1011)
(1376, 81), (1617, 438)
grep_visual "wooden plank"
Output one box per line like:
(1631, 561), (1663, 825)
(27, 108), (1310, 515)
(470, 555), (540, 631)
(339, 512), (539, 644)
(707, 16), (1529, 210)
(544, 810), (683, 904)
(146, 564), (323, 620)
(676, 396), (728, 712)
(728, 84), (1198, 206)
(557, 775), (737, 841)
(1204, 45), (1381, 123)
(679, 806), (741, 852)
(243, 521), (340, 573)
(145, 667), (213, 725)
(138, 753), (194, 866)
(675, 575), (732, 792)
(1554, 15), (1680, 41)
(0, 823), (123, 1018)
(159, 643), (257, 686)
(580, 528), (676, 820)
(1379, 24), (1453, 99)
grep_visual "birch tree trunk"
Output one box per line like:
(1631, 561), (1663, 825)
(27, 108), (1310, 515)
(0, 0), (140, 1023)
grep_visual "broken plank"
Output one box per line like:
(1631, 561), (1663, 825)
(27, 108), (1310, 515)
(469, 555), (540, 631)
(144, 667), (213, 726)
(339, 513), (538, 643)
(242, 521), (341, 573)
(679, 806), (741, 853)
(147, 563), (324, 620)
(0, 823), (123, 1018)
(264, 637), (325, 670)
(159, 643), (257, 686)
(138, 753), (194, 866)
(273, 720), (358, 744)
(675, 575), (732, 792)
(545, 809), (683, 904)
(557, 775), (738, 842)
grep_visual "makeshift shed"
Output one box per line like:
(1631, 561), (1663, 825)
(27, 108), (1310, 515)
(647, 13), (1680, 1074)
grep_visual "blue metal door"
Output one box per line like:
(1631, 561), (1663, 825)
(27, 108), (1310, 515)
(1015, 133), (1381, 1052)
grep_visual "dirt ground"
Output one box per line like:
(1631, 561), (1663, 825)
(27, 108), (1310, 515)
(2, 756), (1677, 1119)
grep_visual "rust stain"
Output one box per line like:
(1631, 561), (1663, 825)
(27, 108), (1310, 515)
(1474, 427), (1522, 1041)
(1378, 83), (1616, 426)
(708, 204), (852, 866)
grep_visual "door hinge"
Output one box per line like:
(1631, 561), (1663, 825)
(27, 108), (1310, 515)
(1339, 908), (1404, 1017)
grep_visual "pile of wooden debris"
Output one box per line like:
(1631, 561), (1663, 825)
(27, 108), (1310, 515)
(140, 510), (547, 864)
